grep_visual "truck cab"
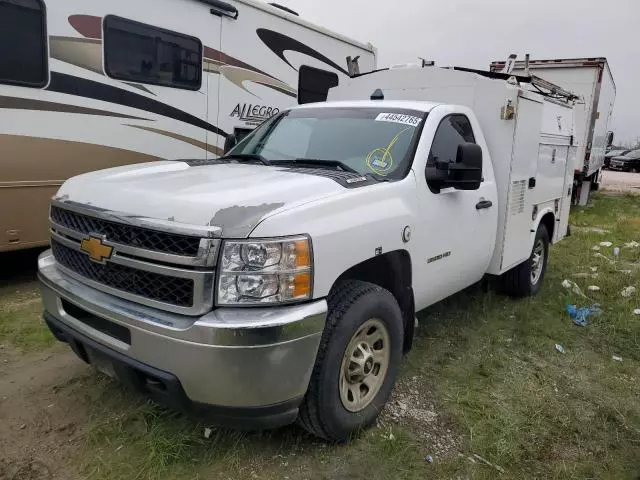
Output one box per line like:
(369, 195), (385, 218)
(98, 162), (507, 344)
(39, 66), (574, 441)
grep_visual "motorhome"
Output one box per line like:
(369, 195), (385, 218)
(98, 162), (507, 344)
(0, 0), (375, 252)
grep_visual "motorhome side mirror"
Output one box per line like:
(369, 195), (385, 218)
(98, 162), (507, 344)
(425, 143), (483, 192)
(224, 133), (238, 154)
(606, 131), (614, 147)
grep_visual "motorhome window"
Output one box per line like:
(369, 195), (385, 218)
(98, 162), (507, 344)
(0, 0), (48, 87)
(428, 115), (476, 165)
(104, 16), (202, 90)
(298, 65), (339, 104)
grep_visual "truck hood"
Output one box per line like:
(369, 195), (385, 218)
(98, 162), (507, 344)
(56, 161), (347, 237)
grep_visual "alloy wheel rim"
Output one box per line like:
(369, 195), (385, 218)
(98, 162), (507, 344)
(531, 239), (545, 284)
(339, 318), (390, 412)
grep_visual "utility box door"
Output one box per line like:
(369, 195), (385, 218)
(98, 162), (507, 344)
(500, 96), (543, 271)
(555, 146), (576, 243)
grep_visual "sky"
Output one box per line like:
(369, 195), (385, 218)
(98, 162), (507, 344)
(283, 0), (640, 145)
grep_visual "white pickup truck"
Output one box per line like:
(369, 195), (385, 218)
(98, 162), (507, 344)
(39, 66), (576, 441)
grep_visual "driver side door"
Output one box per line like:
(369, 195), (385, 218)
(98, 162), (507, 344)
(412, 112), (498, 309)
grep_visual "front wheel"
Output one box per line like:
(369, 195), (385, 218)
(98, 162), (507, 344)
(298, 280), (403, 442)
(501, 223), (550, 297)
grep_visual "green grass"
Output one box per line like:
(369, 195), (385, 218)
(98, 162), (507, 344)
(0, 283), (54, 351)
(3, 194), (640, 479)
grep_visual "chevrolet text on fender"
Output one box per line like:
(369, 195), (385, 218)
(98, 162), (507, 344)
(40, 64), (577, 442)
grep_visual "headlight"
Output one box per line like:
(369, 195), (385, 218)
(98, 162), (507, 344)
(216, 236), (312, 306)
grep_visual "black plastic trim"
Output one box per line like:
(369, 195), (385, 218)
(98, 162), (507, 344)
(60, 298), (131, 345)
(200, 0), (239, 18)
(268, 3), (299, 16)
(43, 312), (302, 429)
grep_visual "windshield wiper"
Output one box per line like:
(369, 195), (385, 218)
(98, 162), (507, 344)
(275, 158), (359, 174)
(218, 153), (271, 166)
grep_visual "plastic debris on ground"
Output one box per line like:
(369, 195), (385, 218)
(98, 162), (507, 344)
(587, 285), (601, 292)
(633, 309), (640, 315)
(573, 273), (598, 279)
(624, 241), (640, 248)
(204, 427), (213, 439)
(472, 453), (505, 474)
(555, 344), (565, 354)
(621, 286), (637, 298)
(590, 267), (598, 272)
(561, 279), (587, 298)
(594, 252), (615, 264)
(592, 245), (601, 251)
(613, 247), (620, 258)
(612, 355), (623, 362)
(600, 241), (613, 247)
(567, 303), (602, 327)
(425, 455), (434, 463)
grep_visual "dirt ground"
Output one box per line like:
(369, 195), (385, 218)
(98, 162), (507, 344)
(601, 169), (640, 193)
(1, 193), (640, 479)
(0, 249), (91, 480)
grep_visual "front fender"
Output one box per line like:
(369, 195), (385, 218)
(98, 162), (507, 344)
(250, 176), (419, 298)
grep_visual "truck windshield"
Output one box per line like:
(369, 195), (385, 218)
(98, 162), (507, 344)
(228, 107), (425, 178)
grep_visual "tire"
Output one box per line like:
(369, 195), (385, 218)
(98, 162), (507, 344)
(501, 223), (550, 297)
(298, 280), (404, 442)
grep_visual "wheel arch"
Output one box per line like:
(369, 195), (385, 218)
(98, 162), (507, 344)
(530, 208), (555, 249)
(331, 250), (415, 353)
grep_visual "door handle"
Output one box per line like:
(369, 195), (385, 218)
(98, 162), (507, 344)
(476, 200), (493, 210)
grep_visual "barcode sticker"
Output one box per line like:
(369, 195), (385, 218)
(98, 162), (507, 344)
(375, 113), (422, 127)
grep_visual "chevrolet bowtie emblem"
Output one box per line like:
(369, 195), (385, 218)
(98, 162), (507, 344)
(80, 235), (113, 263)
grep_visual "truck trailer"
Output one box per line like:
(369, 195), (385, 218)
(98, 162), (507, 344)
(490, 57), (615, 205)
(39, 64), (576, 441)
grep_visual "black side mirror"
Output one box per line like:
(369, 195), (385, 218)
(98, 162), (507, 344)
(224, 133), (238, 154)
(425, 143), (483, 192)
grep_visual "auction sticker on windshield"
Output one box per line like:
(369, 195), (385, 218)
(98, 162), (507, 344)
(375, 113), (422, 127)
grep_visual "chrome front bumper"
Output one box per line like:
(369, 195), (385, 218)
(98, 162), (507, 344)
(38, 250), (327, 414)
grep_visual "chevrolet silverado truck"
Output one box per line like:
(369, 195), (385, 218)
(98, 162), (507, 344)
(39, 66), (576, 441)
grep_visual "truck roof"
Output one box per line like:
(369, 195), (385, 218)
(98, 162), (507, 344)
(292, 99), (440, 113)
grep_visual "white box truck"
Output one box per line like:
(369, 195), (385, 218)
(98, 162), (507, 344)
(0, 0), (375, 252)
(39, 65), (576, 441)
(490, 57), (616, 205)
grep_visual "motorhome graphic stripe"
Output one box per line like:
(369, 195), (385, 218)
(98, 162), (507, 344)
(256, 29), (349, 76)
(0, 96), (150, 121)
(125, 125), (223, 156)
(46, 73), (228, 138)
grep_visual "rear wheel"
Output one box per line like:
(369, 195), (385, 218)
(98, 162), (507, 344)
(298, 280), (403, 442)
(501, 224), (550, 297)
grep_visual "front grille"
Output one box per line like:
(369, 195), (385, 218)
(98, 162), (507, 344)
(51, 240), (194, 307)
(51, 206), (201, 256)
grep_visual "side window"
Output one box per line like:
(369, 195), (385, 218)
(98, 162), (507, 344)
(298, 65), (339, 105)
(104, 16), (202, 90)
(0, 0), (48, 87)
(428, 115), (476, 165)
